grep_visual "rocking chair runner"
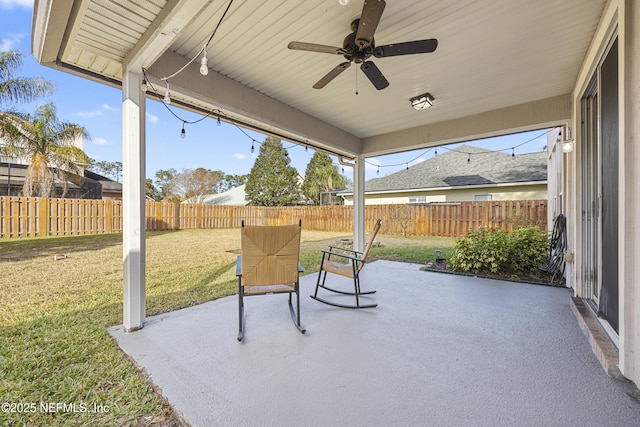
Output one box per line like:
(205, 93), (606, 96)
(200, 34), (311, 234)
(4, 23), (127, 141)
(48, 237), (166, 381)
(236, 220), (305, 341)
(311, 219), (382, 309)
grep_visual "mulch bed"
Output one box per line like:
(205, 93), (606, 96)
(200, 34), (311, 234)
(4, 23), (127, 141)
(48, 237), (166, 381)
(421, 259), (566, 287)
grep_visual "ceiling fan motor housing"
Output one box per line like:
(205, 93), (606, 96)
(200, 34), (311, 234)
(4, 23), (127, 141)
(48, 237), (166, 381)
(343, 31), (374, 63)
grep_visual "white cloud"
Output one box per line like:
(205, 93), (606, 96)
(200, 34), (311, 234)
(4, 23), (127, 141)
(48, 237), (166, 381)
(146, 112), (158, 123)
(78, 104), (120, 118)
(0, 39), (13, 51)
(78, 110), (103, 118)
(0, 32), (26, 50)
(93, 137), (109, 145)
(233, 153), (246, 160)
(0, 0), (32, 10)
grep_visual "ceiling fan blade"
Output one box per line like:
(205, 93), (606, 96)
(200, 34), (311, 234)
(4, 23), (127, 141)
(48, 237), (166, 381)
(313, 62), (351, 89)
(373, 39), (438, 58)
(356, 0), (386, 48)
(288, 41), (343, 55)
(360, 61), (389, 90)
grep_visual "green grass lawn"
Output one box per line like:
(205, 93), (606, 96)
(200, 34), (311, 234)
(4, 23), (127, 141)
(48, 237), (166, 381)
(0, 229), (455, 426)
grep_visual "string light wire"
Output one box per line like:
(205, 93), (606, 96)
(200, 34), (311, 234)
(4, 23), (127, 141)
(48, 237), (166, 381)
(365, 128), (553, 173)
(157, 0), (234, 83)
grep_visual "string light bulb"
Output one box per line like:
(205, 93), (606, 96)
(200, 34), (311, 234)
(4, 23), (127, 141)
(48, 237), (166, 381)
(217, 115), (221, 126)
(251, 141), (254, 153)
(434, 147), (438, 156)
(181, 122), (186, 139)
(512, 148), (515, 160)
(467, 153), (471, 163)
(163, 81), (171, 105)
(377, 166), (380, 175)
(141, 78), (148, 92)
(199, 49), (209, 75)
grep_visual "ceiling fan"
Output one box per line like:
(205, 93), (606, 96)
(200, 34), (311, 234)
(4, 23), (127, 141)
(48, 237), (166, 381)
(287, 0), (438, 90)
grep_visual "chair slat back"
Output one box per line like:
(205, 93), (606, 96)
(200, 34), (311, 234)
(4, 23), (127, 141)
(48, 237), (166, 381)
(241, 223), (301, 287)
(358, 219), (382, 268)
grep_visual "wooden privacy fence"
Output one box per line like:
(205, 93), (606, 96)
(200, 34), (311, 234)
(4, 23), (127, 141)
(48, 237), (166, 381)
(0, 196), (547, 239)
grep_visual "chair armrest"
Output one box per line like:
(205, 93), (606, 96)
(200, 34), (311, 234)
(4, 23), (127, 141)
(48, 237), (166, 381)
(321, 249), (362, 262)
(327, 245), (364, 256)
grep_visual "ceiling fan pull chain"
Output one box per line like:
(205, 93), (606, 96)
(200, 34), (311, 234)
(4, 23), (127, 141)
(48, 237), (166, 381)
(354, 64), (358, 95)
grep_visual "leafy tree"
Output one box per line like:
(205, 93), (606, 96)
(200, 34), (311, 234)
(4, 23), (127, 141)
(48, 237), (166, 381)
(0, 103), (90, 197)
(176, 168), (223, 204)
(145, 178), (161, 201)
(219, 173), (248, 192)
(90, 160), (122, 182)
(245, 137), (301, 206)
(0, 50), (54, 107)
(301, 151), (347, 205)
(154, 168), (180, 202)
(153, 168), (225, 203)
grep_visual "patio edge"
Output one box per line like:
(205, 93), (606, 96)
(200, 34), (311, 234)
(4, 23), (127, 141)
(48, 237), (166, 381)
(570, 297), (620, 376)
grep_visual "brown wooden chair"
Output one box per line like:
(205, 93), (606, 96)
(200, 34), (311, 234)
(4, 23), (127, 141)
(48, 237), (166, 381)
(311, 219), (381, 309)
(236, 220), (305, 341)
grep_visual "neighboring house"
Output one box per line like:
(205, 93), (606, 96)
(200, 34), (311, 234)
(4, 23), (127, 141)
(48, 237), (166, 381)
(0, 135), (121, 199)
(182, 184), (249, 205)
(0, 162), (122, 200)
(340, 145), (547, 205)
(84, 170), (123, 200)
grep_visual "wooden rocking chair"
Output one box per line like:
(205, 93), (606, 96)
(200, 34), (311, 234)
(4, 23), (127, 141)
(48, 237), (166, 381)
(311, 219), (381, 309)
(236, 220), (305, 341)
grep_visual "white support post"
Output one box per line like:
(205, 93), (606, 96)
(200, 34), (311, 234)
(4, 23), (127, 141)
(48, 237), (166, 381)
(122, 71), (146, 331)
(353, 155), (366, 252)
(620, 0), (640, 384)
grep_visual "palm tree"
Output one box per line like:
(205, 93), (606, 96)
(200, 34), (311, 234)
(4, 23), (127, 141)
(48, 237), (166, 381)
(0, 103), (90, 197)
(0, 50), (54, 106)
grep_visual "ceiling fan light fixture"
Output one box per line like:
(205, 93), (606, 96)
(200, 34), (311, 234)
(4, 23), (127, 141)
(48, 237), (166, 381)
(410, 92), (434, 110)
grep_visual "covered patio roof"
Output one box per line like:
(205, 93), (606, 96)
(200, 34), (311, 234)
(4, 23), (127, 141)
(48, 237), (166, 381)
(32, 0), (604, 156)
(109, 261), (640, 425)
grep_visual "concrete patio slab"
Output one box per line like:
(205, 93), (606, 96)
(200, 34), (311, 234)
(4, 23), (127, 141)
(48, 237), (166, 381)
(109, 261), (640, 426)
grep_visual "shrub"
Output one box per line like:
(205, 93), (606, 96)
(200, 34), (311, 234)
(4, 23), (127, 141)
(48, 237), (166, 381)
(508, 226), (549, 272)
(449, 226), (548, 274)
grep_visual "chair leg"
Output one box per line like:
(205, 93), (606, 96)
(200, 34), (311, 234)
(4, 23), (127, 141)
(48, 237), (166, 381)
(288, 285), (306, 334)
(313, 270), (321, 298)
(237, 280), (244, 342)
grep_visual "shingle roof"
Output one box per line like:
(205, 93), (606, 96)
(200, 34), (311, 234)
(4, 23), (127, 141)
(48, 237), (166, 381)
(363, 145), (547, 193)
(183, 184), (249, 205)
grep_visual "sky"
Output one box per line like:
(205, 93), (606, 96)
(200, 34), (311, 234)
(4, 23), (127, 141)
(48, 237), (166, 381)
(1, 1), (550, 183)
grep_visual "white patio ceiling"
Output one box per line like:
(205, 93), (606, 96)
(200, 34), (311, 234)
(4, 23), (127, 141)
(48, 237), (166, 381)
(33, 0), (606, 157)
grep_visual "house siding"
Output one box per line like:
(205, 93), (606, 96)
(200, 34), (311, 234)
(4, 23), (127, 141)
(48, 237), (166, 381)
(342, 183), (546, 205)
